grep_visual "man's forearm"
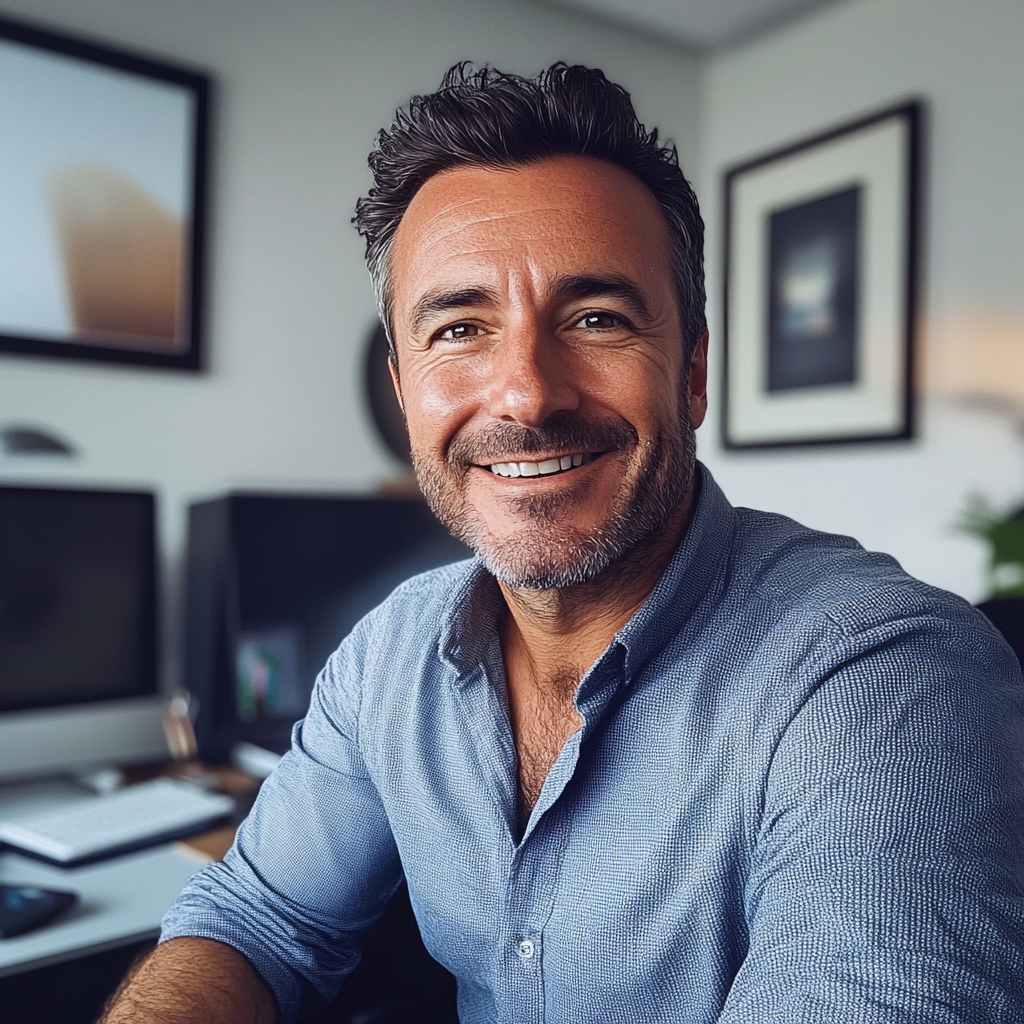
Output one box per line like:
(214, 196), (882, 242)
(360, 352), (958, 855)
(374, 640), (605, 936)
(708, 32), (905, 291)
(100, 936), (276, 1024)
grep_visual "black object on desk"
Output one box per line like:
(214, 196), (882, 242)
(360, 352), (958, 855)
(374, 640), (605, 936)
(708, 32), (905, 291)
(977, 597), (1024, 670)
(184, 492), (471, 761)
(0, 884), (77, 939)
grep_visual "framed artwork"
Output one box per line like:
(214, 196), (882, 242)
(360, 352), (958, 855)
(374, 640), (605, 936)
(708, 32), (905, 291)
(0, 15), (209, 370)
(722, 102), (921, 449)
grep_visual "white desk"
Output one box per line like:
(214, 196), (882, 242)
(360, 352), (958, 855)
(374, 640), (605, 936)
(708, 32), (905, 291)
(0, 842), (209, 978)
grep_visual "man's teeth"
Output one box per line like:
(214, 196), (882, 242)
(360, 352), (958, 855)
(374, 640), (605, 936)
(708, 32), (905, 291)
(489, 453), (587, 478)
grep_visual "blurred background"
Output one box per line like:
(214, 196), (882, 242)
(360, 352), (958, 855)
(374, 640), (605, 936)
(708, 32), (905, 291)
(1, 0), (1022, 694)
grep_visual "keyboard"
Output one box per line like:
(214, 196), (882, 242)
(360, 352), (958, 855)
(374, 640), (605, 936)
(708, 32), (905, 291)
(0, 778), (235, 865)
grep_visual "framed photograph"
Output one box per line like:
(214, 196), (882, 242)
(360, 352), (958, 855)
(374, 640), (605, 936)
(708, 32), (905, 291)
(722, 102), (920, 449)
(0, 15), (209, 370)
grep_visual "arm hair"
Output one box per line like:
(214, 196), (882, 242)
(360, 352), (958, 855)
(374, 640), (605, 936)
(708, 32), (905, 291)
(99, 937), (276, 1024)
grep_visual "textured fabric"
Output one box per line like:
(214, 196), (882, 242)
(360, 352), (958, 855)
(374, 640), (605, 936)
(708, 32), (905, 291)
(161, 466), (1024, 1023)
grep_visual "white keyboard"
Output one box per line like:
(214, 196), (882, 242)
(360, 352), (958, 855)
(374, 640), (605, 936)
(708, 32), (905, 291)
(0, 778), (235, 865)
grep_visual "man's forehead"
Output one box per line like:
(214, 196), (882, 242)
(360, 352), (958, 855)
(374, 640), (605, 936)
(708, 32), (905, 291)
(390, 155), (672, 296)
(401, 155), (660, 226)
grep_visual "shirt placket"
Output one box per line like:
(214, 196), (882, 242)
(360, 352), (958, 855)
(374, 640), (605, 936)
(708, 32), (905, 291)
(452, 627), (630, 1023)
(495, 804), (573, 1024)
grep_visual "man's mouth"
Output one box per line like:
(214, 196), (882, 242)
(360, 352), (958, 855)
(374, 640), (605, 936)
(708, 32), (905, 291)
(488, 452), (592, 478)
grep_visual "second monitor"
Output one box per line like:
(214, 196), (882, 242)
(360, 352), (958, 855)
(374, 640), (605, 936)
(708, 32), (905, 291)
(184, 492), (472, 761)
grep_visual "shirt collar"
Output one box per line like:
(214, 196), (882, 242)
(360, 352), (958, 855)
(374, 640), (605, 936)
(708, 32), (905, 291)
(613, 463), (736, 680)
(438, 559), (503, 680)
(438, 462), (736, 684)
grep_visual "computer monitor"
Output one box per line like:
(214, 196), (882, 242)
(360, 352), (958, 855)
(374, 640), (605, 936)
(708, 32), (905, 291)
(184, 492), (472, 761)
(0, 485), (166, 781)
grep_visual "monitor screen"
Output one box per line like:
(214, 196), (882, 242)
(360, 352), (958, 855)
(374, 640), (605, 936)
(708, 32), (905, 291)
(185, 492), (472, 758)
(0, 486), (157, 714)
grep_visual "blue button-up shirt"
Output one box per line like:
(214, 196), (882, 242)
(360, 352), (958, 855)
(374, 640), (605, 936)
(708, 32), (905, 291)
(162, 467), (1024, 1022)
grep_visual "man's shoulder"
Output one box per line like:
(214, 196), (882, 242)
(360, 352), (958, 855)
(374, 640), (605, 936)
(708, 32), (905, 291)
(702, 505), (1020, 719)
(320, 556), (480, 699)
(361, 556), (480, 629)
(337, 555), (491, 668)
(727, 505), (975, 637)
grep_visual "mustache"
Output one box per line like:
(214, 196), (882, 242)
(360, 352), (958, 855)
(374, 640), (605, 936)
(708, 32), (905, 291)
(446, 412), (638, 467)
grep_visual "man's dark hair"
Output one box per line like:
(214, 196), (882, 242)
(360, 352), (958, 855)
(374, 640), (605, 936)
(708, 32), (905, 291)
(354, 62), (706, 362)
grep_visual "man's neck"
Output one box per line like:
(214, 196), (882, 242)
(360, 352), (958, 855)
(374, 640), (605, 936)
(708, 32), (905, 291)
(497, 490), (694, 687)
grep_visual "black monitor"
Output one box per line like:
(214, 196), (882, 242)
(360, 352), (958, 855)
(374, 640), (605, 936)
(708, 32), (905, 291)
(0, 485), (162, 780)
(183, 492), (471, 760)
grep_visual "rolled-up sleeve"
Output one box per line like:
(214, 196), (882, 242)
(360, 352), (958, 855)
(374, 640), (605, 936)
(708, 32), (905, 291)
(160, 621), (403, 1022)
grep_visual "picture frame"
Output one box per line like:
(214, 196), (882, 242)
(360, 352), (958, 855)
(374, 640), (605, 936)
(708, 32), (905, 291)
(722, 102), (921, 449)
(0, 15), (210, 370)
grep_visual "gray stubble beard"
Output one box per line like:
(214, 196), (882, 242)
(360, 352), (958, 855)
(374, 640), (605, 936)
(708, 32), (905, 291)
(413, 396), (696, 591)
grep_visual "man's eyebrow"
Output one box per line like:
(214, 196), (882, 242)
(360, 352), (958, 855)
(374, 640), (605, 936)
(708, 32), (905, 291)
(551, 275), (655, 322)
(409, 287), (498, 335)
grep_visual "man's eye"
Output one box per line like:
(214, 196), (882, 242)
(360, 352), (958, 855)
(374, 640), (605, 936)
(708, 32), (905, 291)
(576, 312), (626, 330)
(437, 323), (481, 342)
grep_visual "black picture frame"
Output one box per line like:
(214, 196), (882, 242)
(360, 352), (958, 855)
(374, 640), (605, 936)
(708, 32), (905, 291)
(0, 15), (210, 370)
(722, 101), (921, 449)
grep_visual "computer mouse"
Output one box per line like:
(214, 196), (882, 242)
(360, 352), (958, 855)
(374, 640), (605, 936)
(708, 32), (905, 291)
(0, 884), (78, 938)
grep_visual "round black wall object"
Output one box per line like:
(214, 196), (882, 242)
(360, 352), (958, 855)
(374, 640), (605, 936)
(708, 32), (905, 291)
(363, 321), (412, 466)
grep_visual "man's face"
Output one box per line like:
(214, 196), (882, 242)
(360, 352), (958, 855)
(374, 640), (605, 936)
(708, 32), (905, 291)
(388, 155), (708, 589)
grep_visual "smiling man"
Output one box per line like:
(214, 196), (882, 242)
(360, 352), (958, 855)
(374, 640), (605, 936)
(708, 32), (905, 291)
(385, 152), (706, 823)
(106, 65), (1024, 1024)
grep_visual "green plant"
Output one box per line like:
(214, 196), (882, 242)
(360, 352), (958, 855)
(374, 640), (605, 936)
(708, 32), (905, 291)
(958, 494), (1024, 599)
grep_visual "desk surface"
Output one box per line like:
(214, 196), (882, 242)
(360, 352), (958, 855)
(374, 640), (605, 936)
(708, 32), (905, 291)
(0, 842), (209, 977)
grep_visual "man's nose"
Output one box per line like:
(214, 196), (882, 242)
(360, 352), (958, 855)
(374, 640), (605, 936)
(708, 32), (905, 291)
(486, 317), (580, 426)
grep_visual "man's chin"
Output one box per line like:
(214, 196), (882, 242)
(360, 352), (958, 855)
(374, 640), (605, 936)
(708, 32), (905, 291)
(469, 519), (636, 590)
(478, 545), (613, 590)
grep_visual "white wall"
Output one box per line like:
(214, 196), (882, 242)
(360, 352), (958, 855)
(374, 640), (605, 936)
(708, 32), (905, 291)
(3, 0), (1022, 694)
(0, 0), (701, 686)
(697, 0), (1024, 600)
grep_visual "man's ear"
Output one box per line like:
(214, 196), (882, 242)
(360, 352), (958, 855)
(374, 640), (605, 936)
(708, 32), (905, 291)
(388, 355), (405, 414)
(687, 330), (709, 431)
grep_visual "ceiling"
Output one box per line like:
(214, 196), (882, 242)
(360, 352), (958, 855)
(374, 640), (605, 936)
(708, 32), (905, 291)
(541, 0), (844, 49)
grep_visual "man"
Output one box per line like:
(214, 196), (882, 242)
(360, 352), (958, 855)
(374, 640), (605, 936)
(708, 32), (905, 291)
(105, 64), (1024, 1023)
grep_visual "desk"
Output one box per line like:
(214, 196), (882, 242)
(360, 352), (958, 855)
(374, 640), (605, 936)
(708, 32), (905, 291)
(0, 763), (256, 980)
(0, 769), (457, 1024)
(0, 842), (209, 978)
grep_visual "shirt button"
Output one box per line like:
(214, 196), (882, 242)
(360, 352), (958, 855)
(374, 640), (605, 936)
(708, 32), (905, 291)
(517, 939), (535, 960)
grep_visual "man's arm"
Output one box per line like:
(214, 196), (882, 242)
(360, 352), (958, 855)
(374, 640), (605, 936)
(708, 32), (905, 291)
(100, 937), (276, 1024)
(145, 625), (406, 1021)
(720, 605), (1024, 1022)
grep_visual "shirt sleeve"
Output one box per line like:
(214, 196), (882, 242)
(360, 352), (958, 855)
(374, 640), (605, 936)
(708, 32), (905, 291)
(719, 605), (1024, 1023)
(160, 620), (404, 1023)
